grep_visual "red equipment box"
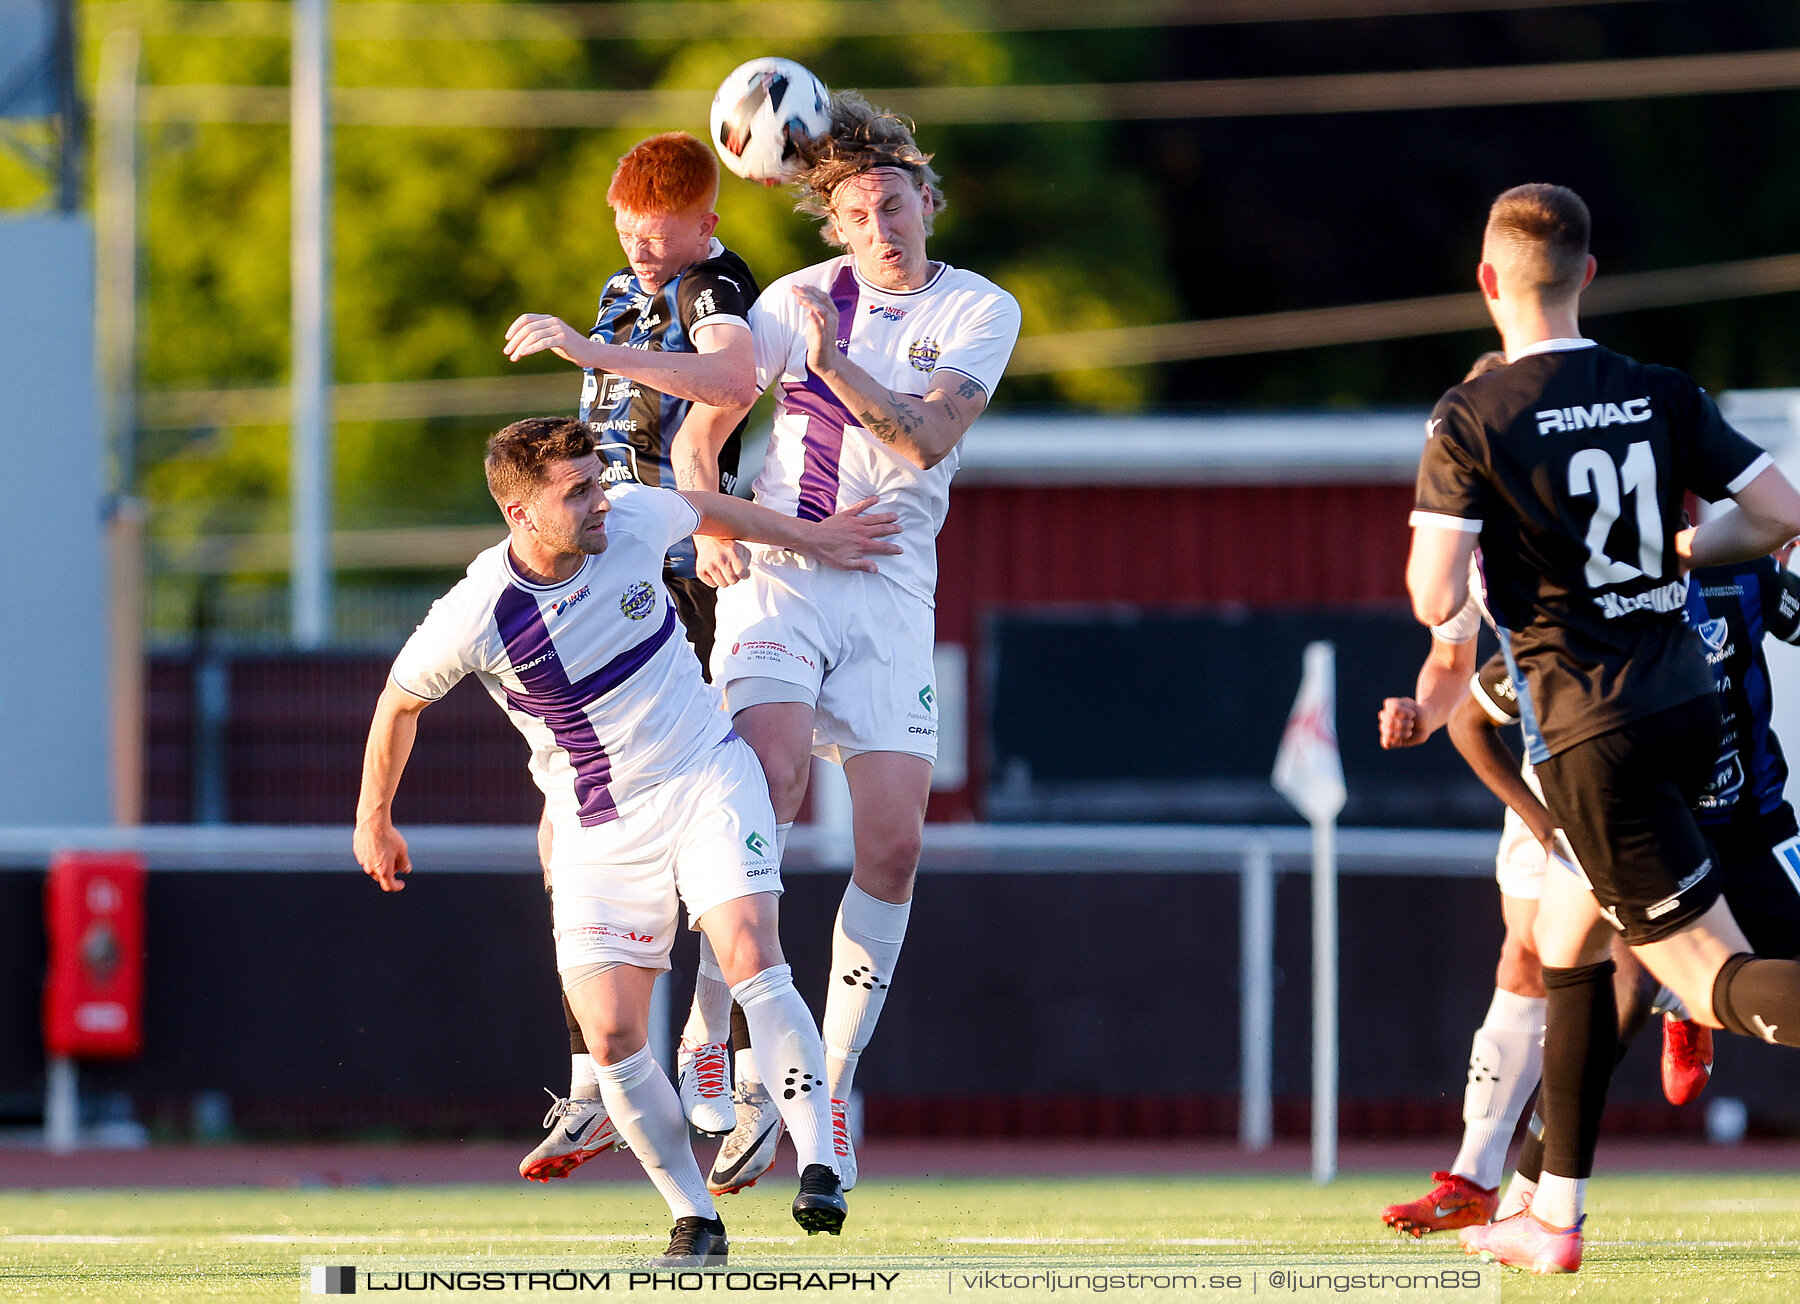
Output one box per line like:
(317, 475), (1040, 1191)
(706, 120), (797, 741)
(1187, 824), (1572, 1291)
(43, 852), (146, 1059)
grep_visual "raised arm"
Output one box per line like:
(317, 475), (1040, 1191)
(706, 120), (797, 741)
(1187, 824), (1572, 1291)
(352, 680), (432, 892)
(678, 490), (900, 574)
(791, 284), (985, 471)
(503, 317), (758, 409)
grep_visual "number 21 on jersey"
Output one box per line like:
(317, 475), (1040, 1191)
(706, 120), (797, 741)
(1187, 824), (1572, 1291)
(1569, 440), (1663, 588)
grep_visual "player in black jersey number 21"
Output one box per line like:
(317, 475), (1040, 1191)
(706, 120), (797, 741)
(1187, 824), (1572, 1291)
(1408, 184), (1800, 1273)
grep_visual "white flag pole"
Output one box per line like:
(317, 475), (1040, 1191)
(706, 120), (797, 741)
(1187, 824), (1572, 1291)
(1271, 640), (1345, 1186)
(1311, 808), (1338, 1185)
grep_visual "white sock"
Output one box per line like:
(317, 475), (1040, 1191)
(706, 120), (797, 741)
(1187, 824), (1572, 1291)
(1497, 1173), (1538, 1220)
(823, 883), (911, 1100)
(1651, 984), (1690, 1020)
(592, 1045), (714, 1221)
(732, 964), (834, 1175)
(1532, 1173), (1585, 1230)
(684, 936), (733, 1049)
(1450, 988), (1546, 1190)
(571, 1053), (601, 1100)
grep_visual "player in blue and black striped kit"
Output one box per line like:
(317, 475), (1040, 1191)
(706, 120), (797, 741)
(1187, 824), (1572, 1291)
(504, 131), (764, 1182)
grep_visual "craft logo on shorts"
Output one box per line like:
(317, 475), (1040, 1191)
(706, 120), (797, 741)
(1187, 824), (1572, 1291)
(311, 1265), (355, 1294)
(745, 831), (772, 858)
(551, 585), (591, 618)
(918, 684), (935, 712)
(908, 337), (941, 372)
(868, 303), (908, 322)
(619, 580), (656, 620)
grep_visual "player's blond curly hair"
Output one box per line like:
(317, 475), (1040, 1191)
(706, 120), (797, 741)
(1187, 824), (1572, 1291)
(792, 92), (944, 245)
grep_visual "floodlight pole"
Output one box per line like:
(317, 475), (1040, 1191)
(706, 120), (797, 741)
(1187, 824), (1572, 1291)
(291, 0), (333, 648)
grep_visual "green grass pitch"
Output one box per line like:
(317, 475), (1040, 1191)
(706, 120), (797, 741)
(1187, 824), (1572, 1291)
(3, 1173), (1799, 1302)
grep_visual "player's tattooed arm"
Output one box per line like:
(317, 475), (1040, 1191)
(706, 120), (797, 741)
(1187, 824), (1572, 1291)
(672, 402), (754, 587)
(791, 282), (988, 470)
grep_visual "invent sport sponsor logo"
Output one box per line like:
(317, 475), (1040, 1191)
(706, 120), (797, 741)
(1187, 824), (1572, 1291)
(552, 586), (592, 618)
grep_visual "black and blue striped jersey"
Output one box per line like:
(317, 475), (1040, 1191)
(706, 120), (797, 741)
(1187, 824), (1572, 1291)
(577, 240), (759, 579)
(1683, 557), (1800, 836)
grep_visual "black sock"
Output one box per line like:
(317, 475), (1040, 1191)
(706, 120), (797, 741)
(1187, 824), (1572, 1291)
(1516, 1110), (1546, 1187)
(563, 992), (588, 1056)
(1514, 997), (1642, 1188)
(1539, 960), (1617, 1181)
(1616, 972), (1655, 1046)
(1713, 953), (1800, 1046)
(731, 1002), (753, 1055)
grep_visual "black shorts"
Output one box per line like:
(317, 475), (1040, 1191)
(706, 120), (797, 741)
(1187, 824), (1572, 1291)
(1711, 810), (1800, 959)
(665, 572), (719, 682)
(1537, 694), (1725, 945)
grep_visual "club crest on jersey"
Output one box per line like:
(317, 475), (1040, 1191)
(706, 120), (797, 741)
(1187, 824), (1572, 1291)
(1535, 397), (1652, 434)
(619, 581), (656, 620)
(1698, 617), (1730, 652)
(551, 585), (591, 617)
(868, 303), (908, 322)
(908, 337), (941, 371)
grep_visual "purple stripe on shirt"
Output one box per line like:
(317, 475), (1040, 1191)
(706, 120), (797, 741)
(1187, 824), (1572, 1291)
(784, 264), (861, 523)
(493, 586), (679, 826)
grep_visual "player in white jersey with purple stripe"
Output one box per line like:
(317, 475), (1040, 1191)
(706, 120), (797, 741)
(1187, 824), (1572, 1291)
(693, 93), (1020, 1194)
(353, 417), (900, 1265)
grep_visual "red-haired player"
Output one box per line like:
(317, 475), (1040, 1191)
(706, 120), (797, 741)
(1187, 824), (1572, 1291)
(504, 132), (762, 1181)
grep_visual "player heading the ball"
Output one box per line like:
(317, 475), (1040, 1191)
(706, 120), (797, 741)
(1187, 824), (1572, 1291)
(690, 91), (1022, 1196)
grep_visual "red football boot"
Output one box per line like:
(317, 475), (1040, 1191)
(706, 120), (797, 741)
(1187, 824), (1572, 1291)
(1662, 1014), (1714, 1106)
(1381, 1171), (1498, 1237)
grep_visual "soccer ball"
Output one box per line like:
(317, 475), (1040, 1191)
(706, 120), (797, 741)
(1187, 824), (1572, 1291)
(710, 57), (831, 185)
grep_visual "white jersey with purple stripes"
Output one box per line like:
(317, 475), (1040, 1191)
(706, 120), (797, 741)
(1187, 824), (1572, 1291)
(388, 484), (730, 830)
(748, 255), (1020, 605)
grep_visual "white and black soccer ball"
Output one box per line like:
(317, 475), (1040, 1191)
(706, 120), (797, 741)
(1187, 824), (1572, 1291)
(709, 57), (831, 185)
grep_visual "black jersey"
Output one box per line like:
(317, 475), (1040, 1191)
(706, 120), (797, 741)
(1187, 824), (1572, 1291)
(577, 241), (759, 579)
(1474, 558), (1800, 835)
(1414, 340), (1770, 760)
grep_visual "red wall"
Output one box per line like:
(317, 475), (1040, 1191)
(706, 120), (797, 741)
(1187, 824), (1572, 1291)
(929, 482), (1416, 818)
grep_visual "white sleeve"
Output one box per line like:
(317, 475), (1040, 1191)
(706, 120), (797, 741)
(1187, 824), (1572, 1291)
(610, 483), (703, 553)
(389, 582), (493, 702)
(749, 289), (799, 394)
(1431, 597), (1482, 645)
(930, 288), (1022, 397)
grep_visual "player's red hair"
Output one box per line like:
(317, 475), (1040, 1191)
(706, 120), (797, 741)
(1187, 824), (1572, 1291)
(607, 132), (719, 217)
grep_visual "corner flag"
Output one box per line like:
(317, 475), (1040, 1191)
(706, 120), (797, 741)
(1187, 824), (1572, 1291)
(1272, 641), (1346, 824)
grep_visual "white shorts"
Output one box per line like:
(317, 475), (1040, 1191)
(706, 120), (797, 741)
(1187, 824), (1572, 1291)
(1494, 806), (1547, 901)
(711, 554), (939, 764)
(549, 735), (781, 974)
